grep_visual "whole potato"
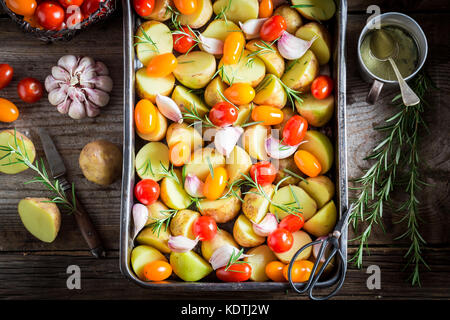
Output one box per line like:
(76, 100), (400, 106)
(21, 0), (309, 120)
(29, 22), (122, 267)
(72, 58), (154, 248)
(79, 140), (122, 186)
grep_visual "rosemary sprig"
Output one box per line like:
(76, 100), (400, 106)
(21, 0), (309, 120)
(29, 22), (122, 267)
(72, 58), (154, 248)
(134, 26), (160, 53)
(279, 79), (304, 109)
(148, 209), (178, 237)
(224, 248), (247, 272)
(181, 103), (216, 128)
(215, 0), (233, 22)
(0, 130), (76, 213)
(349, 72), (435, 285)
(169, 7), (204, 55)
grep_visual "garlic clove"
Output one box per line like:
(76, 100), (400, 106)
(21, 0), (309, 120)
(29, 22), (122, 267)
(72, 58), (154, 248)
(48, 84), (69, 106)
(57, 55), (78, 76)
(156, 94), (183, 123)
(239, 18), (268, 39)
(94, 61), (109, 76)
(85, 100), (101, 118)
(252, 213), (278, 237)
(68, 97), (86, 120)
(44, 75), (62, 92)
(184, 174), (205, 198)
(84, 87), (110, 107)
(132, 203), (149, 239)
(51, 66), (71, 82)
(277, 31), (318, 60)
(93, 76), (113, 93)
(56, 99), (71, 114)
(209, 244), (251, 270)
(265, 136), (305, 159)
(214, 126), (243, 157)
(199, 34), (224, 55)
(168, 235), (199, 253)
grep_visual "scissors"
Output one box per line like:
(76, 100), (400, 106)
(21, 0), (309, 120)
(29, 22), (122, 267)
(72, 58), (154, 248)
(287, 204), (353, 300)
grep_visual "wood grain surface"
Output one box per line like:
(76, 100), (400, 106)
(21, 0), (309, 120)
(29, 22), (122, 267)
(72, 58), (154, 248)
(0, 1), (449, 300)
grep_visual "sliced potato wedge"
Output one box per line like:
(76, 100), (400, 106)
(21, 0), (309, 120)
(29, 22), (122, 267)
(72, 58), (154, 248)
(174, 51), (217, 89)
(292, 0), (336, 21)
(295, 93), (334, 127)
(218, 50), (266, 87)
(212, 0), (259, 24)
(171, 85), (210, 119)
(226, 146), (252, 183)
(281, 50), (319, 91)
(136, 226), (172, 254)
(198, 188), (241, 223)
(204, 77), (228, 107)
(135, 142), (170, 181)
(233, 214), (265, 248)
(242, 184), (275, 224)
(245, 40), (285, 78)
(169, 209), (200, 239)
(244, 245), (278, 282)
(254, 74), (287, 108)
(296, 22), (332, 65)
(269, 185), (317, 220)
(183, 147), (226, 180)
(136, 107), (168, 142)
(275, 230), (312, 264)
(201, 229), (238, 261)
(242, 124), (270, 160)
(136, 67), (175, 103)
(178, 0), (213, 29)
(166, 122), (203, 151)
(135, 21), (173, 66)
(274, 5), (302, 34)
(200, 19), (240, 53)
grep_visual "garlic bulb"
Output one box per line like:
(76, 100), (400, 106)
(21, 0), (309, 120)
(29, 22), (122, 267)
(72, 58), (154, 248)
(45, 55), (113, 120)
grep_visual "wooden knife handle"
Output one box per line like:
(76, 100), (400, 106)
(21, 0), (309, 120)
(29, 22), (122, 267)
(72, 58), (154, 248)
(63, 182), (106, 258)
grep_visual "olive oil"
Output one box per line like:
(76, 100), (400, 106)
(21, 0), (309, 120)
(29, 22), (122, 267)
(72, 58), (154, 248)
(360, 25), (419, 81)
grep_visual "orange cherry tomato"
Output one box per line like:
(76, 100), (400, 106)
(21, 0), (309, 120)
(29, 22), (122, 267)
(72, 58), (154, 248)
(146, 53), (177, 78)
(174, 0), (197, 15)
(134, 99), (157, 134)
(223, 31), (245, 65)
(0, 98), (19, 123)
(23, 15), (43, 29)
(6, 0), (37, 17)
(169, 141), (191, 166)
(258, 0), (273, 18)
(251, 105), (284, 125)
(265, 261), (287, 282)
(283, 260), (314, 282)
(224, 83), (255, 105)
(143, 260), (172, 281)
(294, 150), (322, 177)
(203, 166), (228, 200)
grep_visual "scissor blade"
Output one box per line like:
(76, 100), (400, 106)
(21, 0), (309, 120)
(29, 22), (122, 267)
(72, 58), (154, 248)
(36, 128), (66, 179)
(334, 203), (354, 234)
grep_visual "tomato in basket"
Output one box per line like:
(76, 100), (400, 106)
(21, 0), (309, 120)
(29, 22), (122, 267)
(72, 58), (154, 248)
(5, 0), (37, 17)
(35, 1), (65, 30)
(81, 0), (104, 16)
(58, 0), (84, 8)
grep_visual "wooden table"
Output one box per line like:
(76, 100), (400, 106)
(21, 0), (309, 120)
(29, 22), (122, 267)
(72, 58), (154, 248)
(0, 1), (449, 300)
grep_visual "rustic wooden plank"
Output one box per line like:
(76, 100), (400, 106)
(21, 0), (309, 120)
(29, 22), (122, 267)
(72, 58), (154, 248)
(0, 247), (448, 299)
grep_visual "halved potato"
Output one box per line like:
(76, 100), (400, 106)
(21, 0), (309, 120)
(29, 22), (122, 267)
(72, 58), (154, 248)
(218, 50), (266, 87)
(146, 201), (169, 225)
(137, 107), (168, 142)
(245, 40), (285, 78)
(160, 169), (192, 210)
(298, 175), (335, 209)
(269, 185), (317, 220)
(233, 214), (265, 248)
(204, 77), (228, 107)
(242, 124), (270, 160)
(170, 251), (213, 281)
(273, 156), (305, 187)
(136, 68), (175, 103)
(178, 0), (213, 29)
(174, 51), (217, 89)
(298, 130), (334, 174)
(183, 147), (225, 181)
(253, 74), (287, 108)
(198, 188), (241, 223)
(274, 5), (302, 34)
(304, 200), (337, 237)
(226, 146), (252, 183)
(212, 0), (259, 24)
(143, 0), (173, 21)
(296, 22), (332, 65)
(0, 130), (36, 174)
(244, 245), (278, 282)
(233, 103), (253, 126)
(169, 209), (200, 239)
(295, 93), (334, 127)
(201, 229), (238, 261)
(200, 19), (240, 53)
(242, 184), (275, 224)
(166, 122), (203, 151)
(135, 142), (170, 181)
(281, 50), (319, 91)
(275, 230), (312, 263)
(136, 226), (171, 254)
(135, 21), (173, 66)
(171, 85), (210, 119)
(292, 0), (336, 21)
(131, 245), (167, 281)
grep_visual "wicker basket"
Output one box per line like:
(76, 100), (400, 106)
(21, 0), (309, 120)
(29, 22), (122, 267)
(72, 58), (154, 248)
(0, 0), (117, 42)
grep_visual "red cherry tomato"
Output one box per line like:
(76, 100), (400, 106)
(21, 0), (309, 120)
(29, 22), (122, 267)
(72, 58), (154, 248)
(132, 0), (154, 17)
(35, 2), (65, 30)
(209, 102), (238, 127)
(260, 15), (287, 42)
(17, 77), (43, 103)
(0, 64), (13, 90)
(250, 161), (277, 185)
(268, 228), (293, 253)
(192, 216), (217, 241)
(58, 0), (84, 8)
(311, 75), (334, 100)
(172, 26), (196, 54)
(279, 214), (304, 233)
(81, 0), (104, 15)
(282, 115), (308, 146)
(216, 263), (252, 282)
(134, 179), (160, 205)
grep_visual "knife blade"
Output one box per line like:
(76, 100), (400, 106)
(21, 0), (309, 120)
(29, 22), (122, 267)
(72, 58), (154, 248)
(37, 128), (106, 258)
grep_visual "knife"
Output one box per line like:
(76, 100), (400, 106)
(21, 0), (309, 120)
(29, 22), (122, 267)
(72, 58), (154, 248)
(37, 127), (106, 258)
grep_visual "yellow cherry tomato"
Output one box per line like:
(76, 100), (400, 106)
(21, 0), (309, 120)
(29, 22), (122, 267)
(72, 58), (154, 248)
(223, 31), (245, 65)
(169, 141), (191, 166)
(143, 260), (172, 281)
(294, 150), (322, 177)
(259, 0), (273, 18)
(224, 83), (255, 105)
(251, 105), (284, 125)
(6, 0), (37, 17)
(283, 260), (314, 282)
(146, 53), (178, 77)
(203, 166), (228, 200)
(174, 0), (197, 15)
(265, 261), (287, 282)
(0, 98), (19, 123)
(134, 99), (157, 134)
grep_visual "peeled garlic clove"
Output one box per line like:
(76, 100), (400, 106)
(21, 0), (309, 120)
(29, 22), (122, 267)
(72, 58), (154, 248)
(184, 174), (205, 198)
(265, 136), (303, 159)
(57, 55), (78, 75)
(44, 75), (61, 92)
(209, 244), (250, 270)
(199, 34), (224, 55)
(239, 18), (268, 39)
(48, 85), (68, 106)
(277, 31), (317, 60)
(68, 97), (86, 120)
(52, 66), (70, 82)
(156, 94), (183, 123)
(132, 203), (149, 239)
(252, 213), (278, 237)
(214, 126), (243, 157)
(168, 236), (199, 253)
(56, 99), (71, 114)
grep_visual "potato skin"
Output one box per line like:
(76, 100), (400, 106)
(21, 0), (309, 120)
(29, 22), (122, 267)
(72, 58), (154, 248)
(169, 209), (200, 239)
(274, 5), (303, 35)
(79, 140), (122, 186)
(198, 189), (242, 223)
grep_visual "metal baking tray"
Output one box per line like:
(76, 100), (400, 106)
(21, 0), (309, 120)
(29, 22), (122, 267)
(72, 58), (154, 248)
(120, 0), (348, 291)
